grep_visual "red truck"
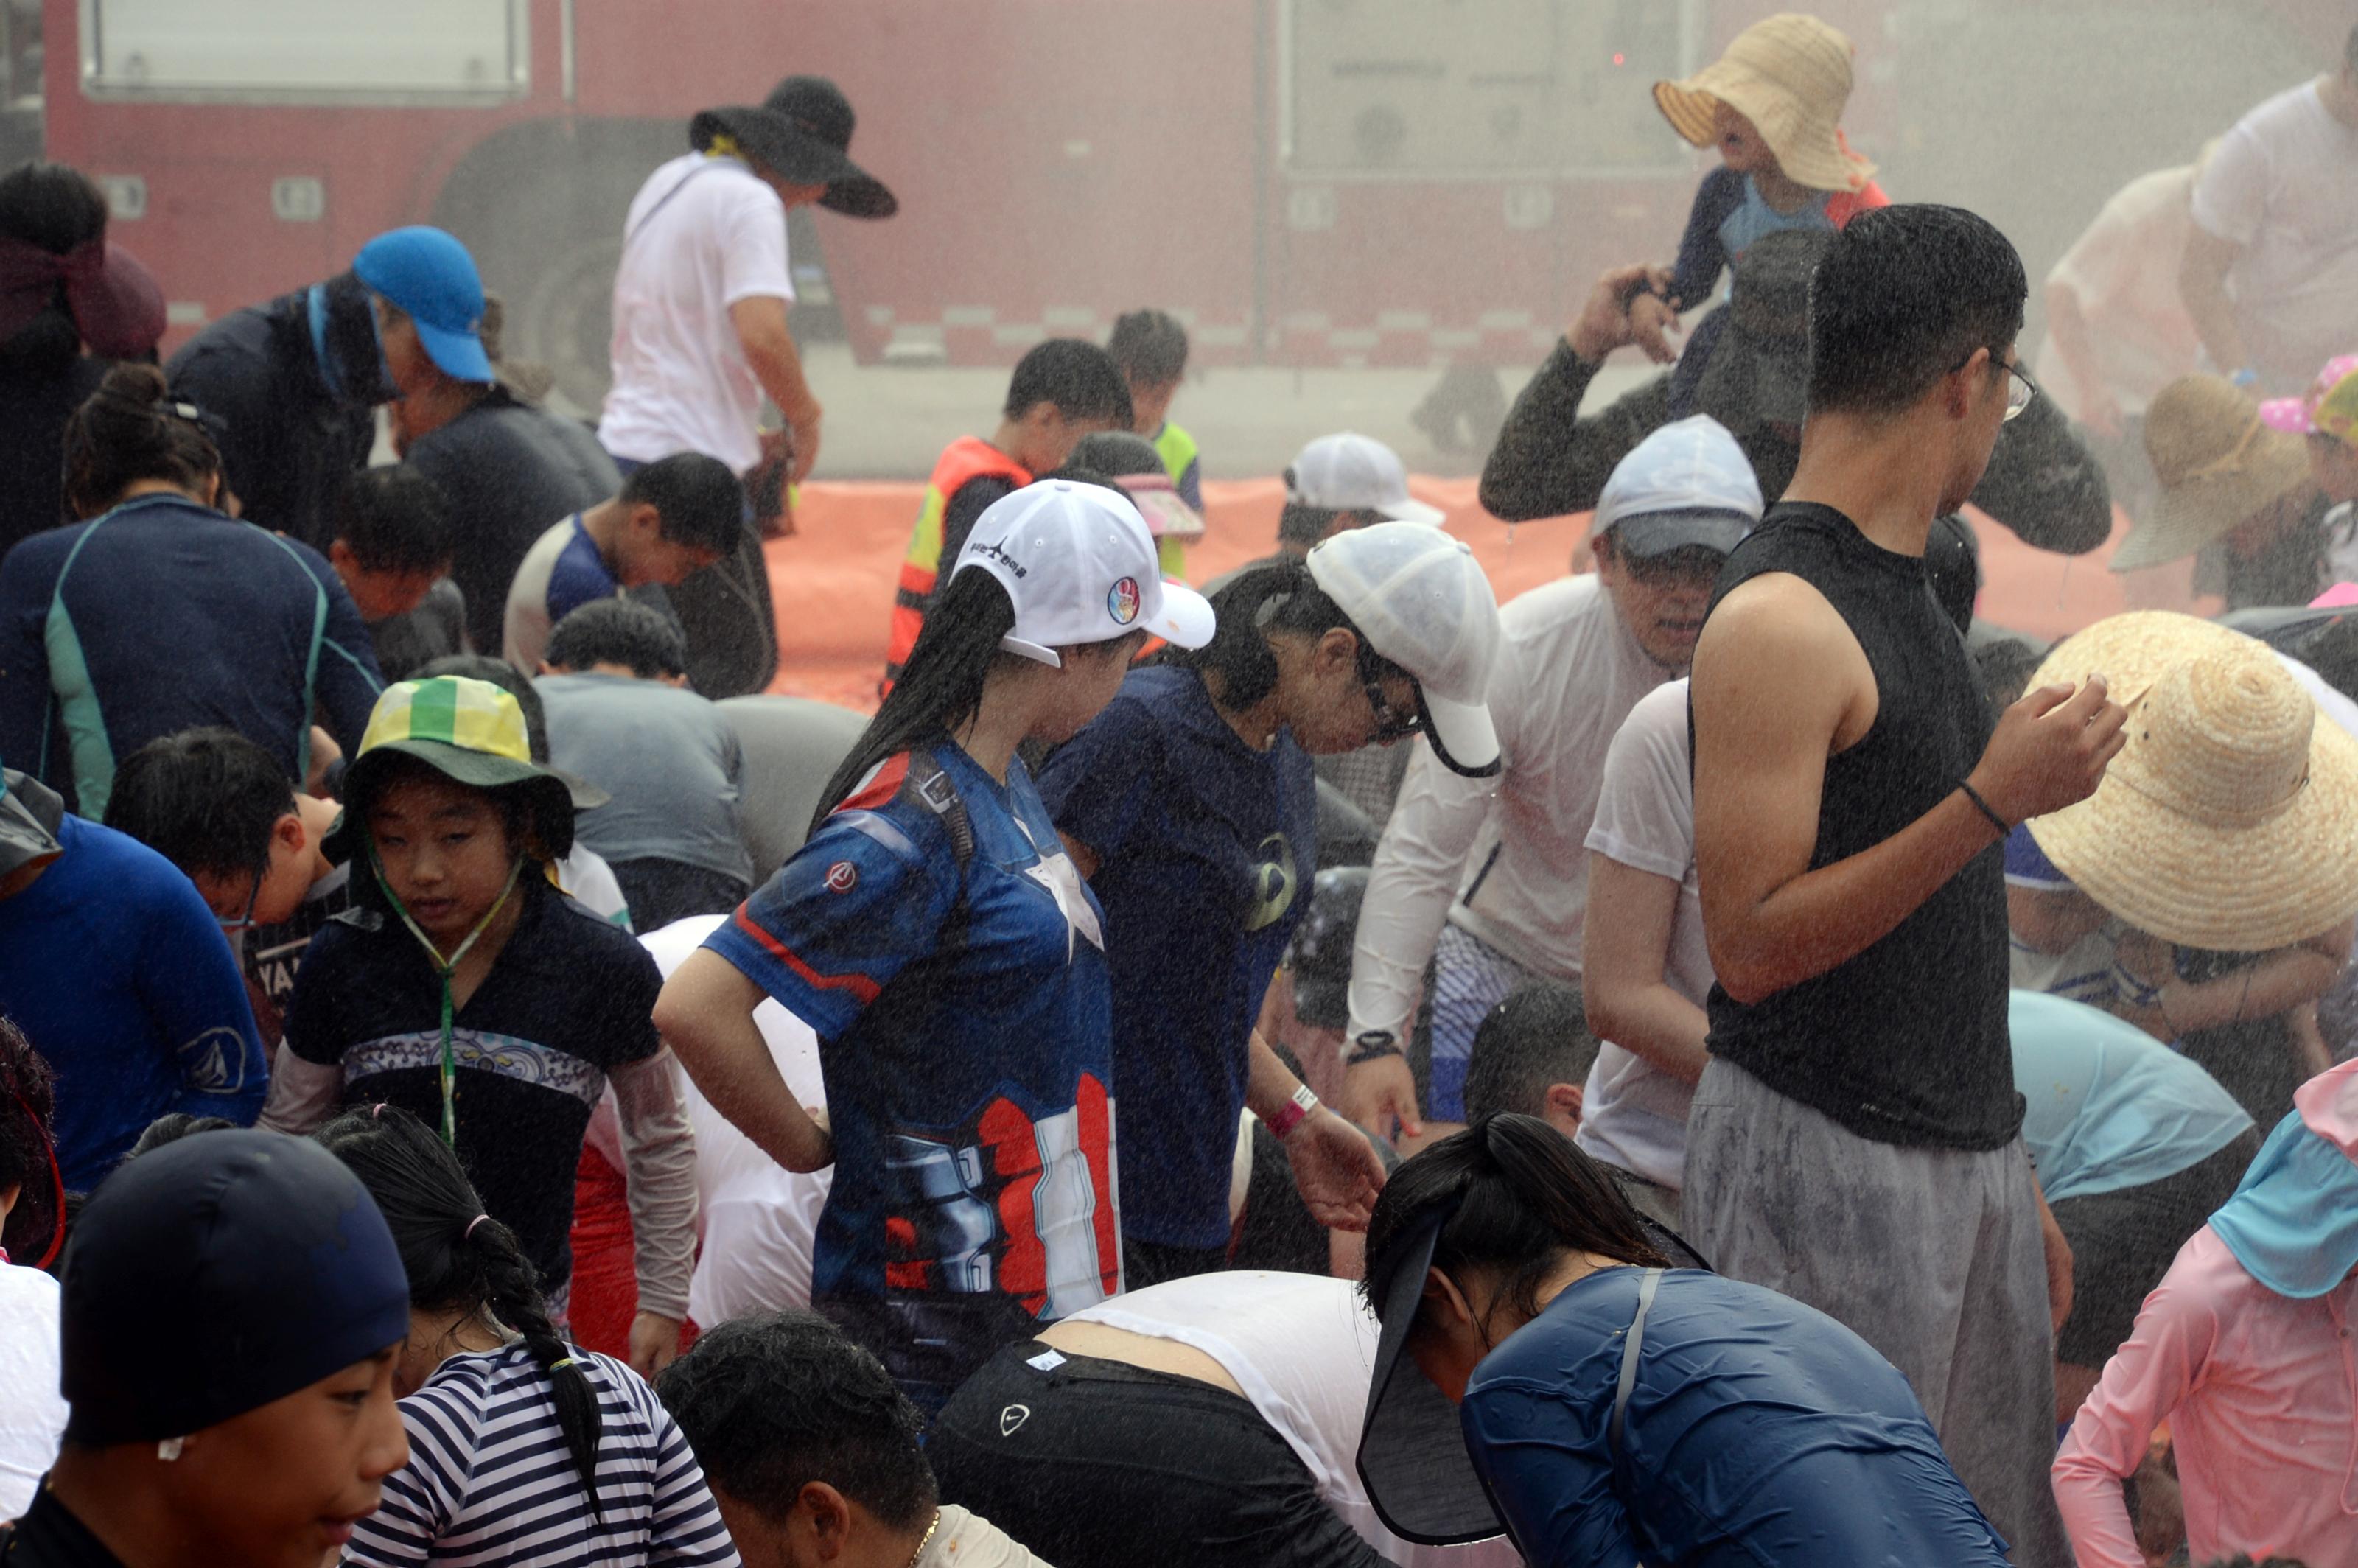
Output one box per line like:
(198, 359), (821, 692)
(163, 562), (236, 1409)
(34, 0), (2351, 417)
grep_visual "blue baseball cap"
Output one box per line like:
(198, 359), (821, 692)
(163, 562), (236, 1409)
(351, 225), (495, 385)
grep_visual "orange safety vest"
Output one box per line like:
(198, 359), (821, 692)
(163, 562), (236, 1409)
(883, 437), (1031, 693)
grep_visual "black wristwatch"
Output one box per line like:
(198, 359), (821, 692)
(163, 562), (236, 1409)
(1345, 1029), (1403, 1067)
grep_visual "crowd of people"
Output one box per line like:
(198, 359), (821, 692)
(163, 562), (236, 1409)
(3, 14), (2357, 1568)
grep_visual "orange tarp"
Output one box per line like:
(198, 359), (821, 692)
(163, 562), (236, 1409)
(766, 476), (2144, 710)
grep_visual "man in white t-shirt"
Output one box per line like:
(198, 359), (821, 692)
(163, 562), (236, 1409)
(1340, 416), (1763, 1145)
(600, 74), (895, 491)
(2181, 25), (2358, 392)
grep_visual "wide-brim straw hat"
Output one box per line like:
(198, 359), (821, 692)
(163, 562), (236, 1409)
(2028, 616), (2358, 951)
(1654, 13), (1876, 193)
(2113, 374), (2313, 573)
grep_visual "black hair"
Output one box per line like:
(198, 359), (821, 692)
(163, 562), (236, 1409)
(351, 749), (546, 867)
(126, 1113), (237, 1160)
(102, 727), (298, 880)
(0, 161), (111, 376)
(1462, 984), (1600, 1123)
(416, 655), (552, 763)
(618, 450), (747, 556)
(332, 465), (455, 576)
(315, 1106), (604, 1513)
(1002, 337), (1133, 427)
(1361, 1113), (1670, 1337)
(655, 1310), (936, 1530)
(1066, 430), (1166, 479)
(1164, 558), (1404, 712)
(1805, 204), (2027, 419)
(545, 597), (691, 679)
(1973, 637), (2044, 712)
(815, 567), (1023, 839)
(62, 361), (224, 519)
(0, 1015), (57, 1260)
(1105, 308), (1189, 388)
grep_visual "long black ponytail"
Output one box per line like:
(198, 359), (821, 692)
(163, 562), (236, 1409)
(1361, 1113), (1669, 1336)
(315, 1106), (604, 1515)
(814, 567), (1022, 839)
(1162, 557), (1407, 713)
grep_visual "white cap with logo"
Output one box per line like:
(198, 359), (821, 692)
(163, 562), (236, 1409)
(1289, 433), (1446, 525)
(1306, 522), (1502, 776)
(952, 479), (1215, 665)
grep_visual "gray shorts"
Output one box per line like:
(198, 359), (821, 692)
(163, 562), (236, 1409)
(1682, 1057), (2071, 1568)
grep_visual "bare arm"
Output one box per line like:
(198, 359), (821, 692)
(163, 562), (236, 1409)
(1580, 850), (1709, 1083)
(651, 948), (833, 1172)
(1691, 575), (2126, 1004)
(2043, 278), (2120, 438)
(730, 295), (822, 483)
(2178, 225), (2249, 377)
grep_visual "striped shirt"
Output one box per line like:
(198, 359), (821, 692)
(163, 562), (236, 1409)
(348, 1344), (738, 1567)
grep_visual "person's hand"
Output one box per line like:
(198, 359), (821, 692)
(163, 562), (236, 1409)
(1340, 1053), (1422, 1145)
(628, 1311), (685, 1379)
(1969, 676), (2129, 827)
(748, 426), (797, 539)
(305, 727), (342, 799)
(783, 399), (822, 486)
(1284, 1107), (1387, 1231)
(2039, 1200), (2074, 1336)
(1566, 263), (1679, 365)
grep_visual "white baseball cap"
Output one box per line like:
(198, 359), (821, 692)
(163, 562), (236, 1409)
(1589, 414), (1763, 558)
(1289, 433), (1446, 525)
(952, 480), (1214, 665)
(1306, 522), (1502, 776)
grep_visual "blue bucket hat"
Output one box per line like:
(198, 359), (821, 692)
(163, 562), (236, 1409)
(2208, 1057), (2358, 1298)
(353, 225), (495, 385)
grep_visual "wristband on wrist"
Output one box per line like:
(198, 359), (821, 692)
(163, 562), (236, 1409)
(1346, 1029), (1404, 1067)
(1958, 780), (2011, 837)
(1267, 1083), (1320, 1141)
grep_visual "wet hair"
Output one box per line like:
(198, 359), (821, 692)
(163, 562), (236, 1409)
(1462, 984), (1600, 1122)
(416, 654), (551, 763)
(103, 727), (298, 881)
(1361, 1113), (1670, 1337)
(316, 1105), (604, 1513)
(353, 749), (545, 867)
(814, 567), (1024, 838)
(62, 362), (225, 519)
(1805, 204), (2027, 419)
(655, 1310), (936, 1530)
(126, 1113), (237, 1160)
(0, 1016), (57, 1257)
(619, 450), (747, 556)
(0, 161), (111, 376)
(1164, 557), (1404, 713)
(1105, 308), (1189, 388)
(1002, 337), (1133, 427)
(332, 465), (455, 577)
(545, 597), (690, 679)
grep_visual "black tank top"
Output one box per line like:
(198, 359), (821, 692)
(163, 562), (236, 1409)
(1700, 503), (2022, 1149)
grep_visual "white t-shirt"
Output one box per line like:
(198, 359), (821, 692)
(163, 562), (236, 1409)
(2189, 80), (2358, 389)
(600, 152), (795, 475)
(1066, 1271), (1519, 1568)
(1574, 679), (1711, 1191)
(1348, 574), (1674, 1040)
(0, 1263), (65, 1521)
(2034, 164), (2203, 421)
(637, 915), (830, 1328)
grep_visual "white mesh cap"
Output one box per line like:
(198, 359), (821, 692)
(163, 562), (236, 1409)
(1589, 413), (1764, 557)
(1290, 432), (1446, 525)
(952, 480), (1214, 665)
(1306, 522), (1502, 776)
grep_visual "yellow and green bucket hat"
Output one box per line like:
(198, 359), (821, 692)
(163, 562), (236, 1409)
(326, 677), (581, 862)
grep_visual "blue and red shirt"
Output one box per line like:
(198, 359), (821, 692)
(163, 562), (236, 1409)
(703, 739), (1121, 1410)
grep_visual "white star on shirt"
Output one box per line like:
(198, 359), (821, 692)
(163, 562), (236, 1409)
(1015, 819), (1105, 959)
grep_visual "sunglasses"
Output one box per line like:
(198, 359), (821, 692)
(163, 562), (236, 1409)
(1360, 647), (1424, 743)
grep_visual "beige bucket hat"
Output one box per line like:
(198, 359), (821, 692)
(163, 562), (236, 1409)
(1654, 13), (1876, 193)
(2028, 620), (2358, 951)
(2112, 374), (2314, 573)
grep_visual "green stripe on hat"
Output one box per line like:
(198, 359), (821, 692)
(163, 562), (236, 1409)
(408, 677), (462, 745)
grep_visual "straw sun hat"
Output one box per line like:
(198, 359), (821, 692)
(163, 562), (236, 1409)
(1654, 13), (1876, 193)
(2027, 612), (2358, 951)
(2113, 374), (2313, 573)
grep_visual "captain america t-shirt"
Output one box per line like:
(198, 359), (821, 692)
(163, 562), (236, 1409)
(1038, 664), (1319, 1249)
(704, 738), (1121, 1411)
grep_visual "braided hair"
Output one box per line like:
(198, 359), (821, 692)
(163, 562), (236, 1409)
(315, 1105), (605, 1513)
(61, 361), (223, 519)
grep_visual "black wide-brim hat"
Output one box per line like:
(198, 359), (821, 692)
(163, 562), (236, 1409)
(691, 74), (898, 220)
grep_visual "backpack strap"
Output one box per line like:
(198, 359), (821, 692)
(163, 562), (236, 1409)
(1610, 1267), (1665, 1457)
(900, 749), (976, 874)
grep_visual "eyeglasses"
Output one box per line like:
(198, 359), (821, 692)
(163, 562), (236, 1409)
(216, 868), (263, 934)
(1954, 350), (2038, 422)
(1363, 679), (1423, 743)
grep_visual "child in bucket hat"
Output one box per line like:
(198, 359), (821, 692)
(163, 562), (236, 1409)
(260, 676), (697, 1341)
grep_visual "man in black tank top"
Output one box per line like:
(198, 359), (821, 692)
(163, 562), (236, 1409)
(1685, 206), (2127, 1567)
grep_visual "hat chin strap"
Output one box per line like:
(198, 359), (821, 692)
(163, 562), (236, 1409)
(369, 850), (527, 1146)
(998, 634), (1065, 668)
